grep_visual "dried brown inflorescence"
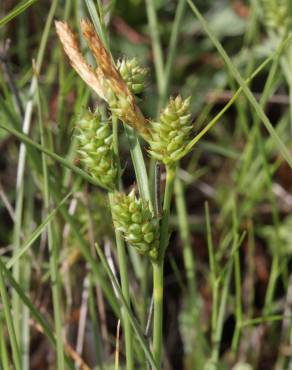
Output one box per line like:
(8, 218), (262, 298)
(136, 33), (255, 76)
(55, 21), (105, 99)
(55, 20), (149, 140)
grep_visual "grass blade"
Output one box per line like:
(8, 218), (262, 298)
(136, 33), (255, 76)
(0, 0), (38, 28)
(6, 192), (72, 269)
(0, 123), (105, 188)
(186, 0), (292, 168)
(0, 268), (21, 370)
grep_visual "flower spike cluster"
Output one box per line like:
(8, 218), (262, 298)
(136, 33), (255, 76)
(55, 20), (149, 140)
(112, 190), (159, 261)
(259, 0), (291, 36)
(117, 58), (147, 95)
(148, 96), (193, 166)
(75, 109), (118, 190)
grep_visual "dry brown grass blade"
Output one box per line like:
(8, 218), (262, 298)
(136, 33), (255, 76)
(55, 21), (105, 100)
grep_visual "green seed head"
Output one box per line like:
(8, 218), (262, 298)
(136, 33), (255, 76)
(75, 109), (118, 190)
(259, 0), (291, 36)
(112, 190), (159, 261)
(148, 96), (193, 165)
(117, 58), (147, 95)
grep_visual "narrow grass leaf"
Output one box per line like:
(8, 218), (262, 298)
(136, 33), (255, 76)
(0, 258), (74, 369)
(181, 50), (280, 158)
(0, 123), (106, 188)
(0, 268), (21, 370)
(187, 0), (292, 168)
(6, 192), (72, 269)
(0, 0), (38, 28)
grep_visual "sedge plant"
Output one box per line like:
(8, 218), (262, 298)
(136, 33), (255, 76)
(55, 18), (195, 369)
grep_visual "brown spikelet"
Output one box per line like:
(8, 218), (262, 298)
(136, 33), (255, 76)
(55, 20), (149, 139)
(55, 21), (105, 99)
(80, 19), (128, 97)
(80, 20), (149, 139)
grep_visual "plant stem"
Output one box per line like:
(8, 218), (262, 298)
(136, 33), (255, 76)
(161, 0), (186, 104)
(36, 76), (65, 370)
(152, 165), (176, 368)
(124, 125), (152, 210)
(0, 266), (21, 370)
(174, 177), (196, 303)
(145, 0), (164, 99)
(205, 202), (218, 345)
(0, 318), (10, 370)
(160, 166), (177, 259)
(152, 261), (164, 369)
(110, 117), (134, 370)
(109, 194), (134, 370)
(211, 262), (232, 365)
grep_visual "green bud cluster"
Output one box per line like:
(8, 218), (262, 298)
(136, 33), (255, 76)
(148, 96), (192, 165)
(260, 0), (291, 36)
(117, 58), (147, 95)
(75, 109), (118, 190)
(112, 190), (159, 261)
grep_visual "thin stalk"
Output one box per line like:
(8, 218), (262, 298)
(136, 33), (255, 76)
(145, 0), (164, 99)
(174, 177), (196, 305)
(0, 267), (21, 370)
(36, 78), (65, 370)
(211, 262), (233, 365)
(160, 166), (177, 259)
(0, 319), (10, 370)
(231, 197), (242, 353)
(109, 117), (134, 370)
(205, 202), (218, 345)
(124, 125), (152, 210)
(109, 195), (134, 370)
(20, 174), (34, 370)
(88, 276), (104, 370)
(152, 165), (176, 368)
(161, 0), (187, 104)
(152, 261), (164, 369)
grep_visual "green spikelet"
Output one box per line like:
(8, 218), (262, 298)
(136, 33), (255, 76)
(148, 96), (192, 165)
(75, 109), (118, 190)
(259, 0), (291, 36)
(112, 190), (159, 261)
(117, 58), (147, 95)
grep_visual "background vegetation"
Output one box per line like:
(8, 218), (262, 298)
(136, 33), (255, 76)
(0, 0), (292, 369)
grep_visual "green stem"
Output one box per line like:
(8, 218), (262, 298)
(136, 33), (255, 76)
(160, 166), (176, 259)
(211, 262), (232, 364)
(124, 125), (152, 210)
(205, 202), (218, 345)
(161, 0), (186, 104)
(0, 267), (21, 370)
(152, 261), (164, 369)
(145, 0), (164, 99)
(36, 77), (65, 370)
(174, 177), (196, 303)
(110, 117), (134, 370)
(152, 165), (176, 368)
(109, 194), (134, 370)
(0, 318), (10, 370)
(231, 197), (242, 353)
